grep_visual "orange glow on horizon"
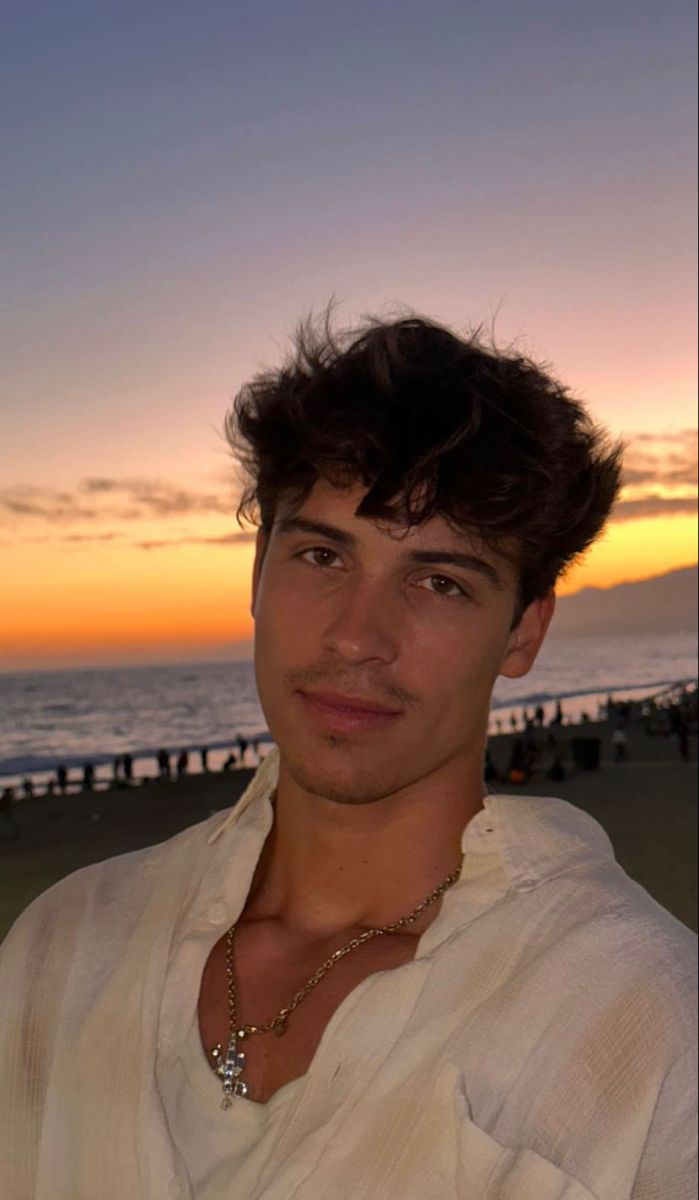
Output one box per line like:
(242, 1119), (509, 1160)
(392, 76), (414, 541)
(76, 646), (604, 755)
(0, 540), (256, 662)
(556, 514), (697, 595)
(1, 514), (696, 670)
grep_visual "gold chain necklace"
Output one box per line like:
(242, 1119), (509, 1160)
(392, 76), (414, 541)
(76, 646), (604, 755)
(210, 859), (463, 1107)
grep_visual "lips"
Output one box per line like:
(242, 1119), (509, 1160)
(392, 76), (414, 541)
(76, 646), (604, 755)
(300, 690), (402, 715)
(296, 689), (403, 734)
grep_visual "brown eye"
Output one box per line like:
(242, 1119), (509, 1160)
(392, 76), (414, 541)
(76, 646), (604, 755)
(418, 574), (465, 597)
(300, 547), (340, 568)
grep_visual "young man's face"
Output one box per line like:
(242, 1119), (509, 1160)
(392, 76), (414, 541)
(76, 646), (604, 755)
(251, 479), (554, 805)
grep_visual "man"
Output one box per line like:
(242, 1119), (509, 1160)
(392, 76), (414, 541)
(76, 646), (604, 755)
(0, 311), (696, 1199)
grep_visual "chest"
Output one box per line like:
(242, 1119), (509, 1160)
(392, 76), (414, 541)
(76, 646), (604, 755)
(197, 925), (420, 1105)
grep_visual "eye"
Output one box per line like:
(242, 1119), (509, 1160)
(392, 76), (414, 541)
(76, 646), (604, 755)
(416, 574), (467, 598)
(298, 546), (342, 569)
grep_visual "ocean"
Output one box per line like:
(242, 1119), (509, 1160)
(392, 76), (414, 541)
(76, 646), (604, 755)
(0, 631), (696, 790)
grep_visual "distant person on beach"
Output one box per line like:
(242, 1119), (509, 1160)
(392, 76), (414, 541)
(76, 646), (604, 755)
(82, 762), (94, 791)
(669, 706), (692, 762)
(157, 748), (171, 780)
(612, 724), (629, 762)
(1, 308), (695, 1197)
(484, 748), (499, 783)
(505, 738), (530, 785)
(122, 753), (133, 784)
(222, 751), (238, 771)
(547, 756), (567, 782)
(56, 763), (68, 793)
(200, 746), (210, 772)
(677, 723), (691, 762)
(237, 734), (249, 764)
(176, 750), (189, 779)
(0, 787), (19, 839)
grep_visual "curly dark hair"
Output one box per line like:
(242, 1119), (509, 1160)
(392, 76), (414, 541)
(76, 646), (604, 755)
(224, 305), (623, 613)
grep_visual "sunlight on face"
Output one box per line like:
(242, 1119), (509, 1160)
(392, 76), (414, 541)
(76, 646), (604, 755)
(251, 480), (554, 805)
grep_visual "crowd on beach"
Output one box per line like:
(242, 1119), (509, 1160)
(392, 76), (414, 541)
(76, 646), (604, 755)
(0, 733), (263, 819)
(1, 686), (696, 841)
(484, 686), (697, 788)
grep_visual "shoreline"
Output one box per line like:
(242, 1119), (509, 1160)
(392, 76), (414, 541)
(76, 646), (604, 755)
(2, 679), (695, 792)
(3, 678), (696, 797)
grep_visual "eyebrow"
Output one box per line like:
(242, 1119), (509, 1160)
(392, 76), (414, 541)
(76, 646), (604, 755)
(275, 516), (503, 589)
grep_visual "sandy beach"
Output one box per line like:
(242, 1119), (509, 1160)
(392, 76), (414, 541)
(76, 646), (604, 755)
(0, 716), (696, 940)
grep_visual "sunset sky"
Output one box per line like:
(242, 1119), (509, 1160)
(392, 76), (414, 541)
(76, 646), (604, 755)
(1, 1), (696, 671)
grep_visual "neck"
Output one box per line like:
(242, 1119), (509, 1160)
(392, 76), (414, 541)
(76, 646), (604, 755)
(242, 753), (484, 941)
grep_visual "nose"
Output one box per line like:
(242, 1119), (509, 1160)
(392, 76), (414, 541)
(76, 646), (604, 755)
(320, 576), (399, 666)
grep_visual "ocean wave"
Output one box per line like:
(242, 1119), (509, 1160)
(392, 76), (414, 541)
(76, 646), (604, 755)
(0, 732), (274, 778)
(490, 676), (695, 712)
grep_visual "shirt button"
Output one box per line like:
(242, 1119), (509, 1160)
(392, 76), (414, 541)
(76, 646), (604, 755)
(208, 903), (229, 926)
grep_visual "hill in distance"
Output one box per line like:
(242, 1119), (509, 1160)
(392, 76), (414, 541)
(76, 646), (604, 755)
(550, 565), (698, 638)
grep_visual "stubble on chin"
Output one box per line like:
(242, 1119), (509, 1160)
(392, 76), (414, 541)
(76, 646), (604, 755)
(280, 741), (394, 807)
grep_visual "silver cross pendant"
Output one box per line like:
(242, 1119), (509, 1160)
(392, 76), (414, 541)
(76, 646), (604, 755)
(211, 1029), (248, 1107)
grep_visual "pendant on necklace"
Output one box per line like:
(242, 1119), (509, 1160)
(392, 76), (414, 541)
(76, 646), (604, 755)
(211, 1029), (248, 1107)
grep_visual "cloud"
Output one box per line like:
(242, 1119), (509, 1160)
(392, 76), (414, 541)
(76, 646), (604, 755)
(1, 493), (99, 521)
(625, 429), (696, 446)
(1, 477), (237, 524)
(134, 531), (256, 550)
(612, 495), (698, 522)
(21, 531), (124, 545)
(3, 430), (696, 546)
(78, 477), (234, 517)
(62, 532), (121, 543)
(616, 430), (698, 513)
(197, 531), (257, 545)
(621, 461), (699, 488)
(81, 478), (120, 494)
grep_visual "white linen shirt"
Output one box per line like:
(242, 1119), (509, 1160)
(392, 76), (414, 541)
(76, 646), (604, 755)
(0, 747), (696, 1200)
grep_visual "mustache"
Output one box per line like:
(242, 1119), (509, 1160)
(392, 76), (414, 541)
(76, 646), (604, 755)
(283, 665), (420, 709)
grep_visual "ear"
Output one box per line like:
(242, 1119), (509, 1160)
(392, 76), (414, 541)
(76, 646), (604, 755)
(250, 528), (269, 619)
(499, 592), (556, 680)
